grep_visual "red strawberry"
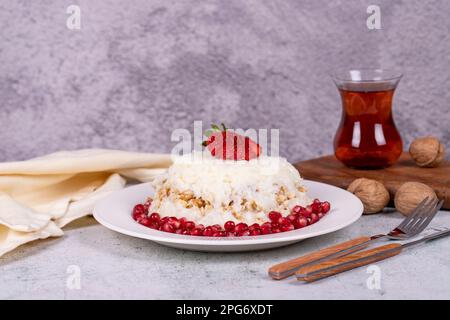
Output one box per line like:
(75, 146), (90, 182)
(202, 123), (262, 161)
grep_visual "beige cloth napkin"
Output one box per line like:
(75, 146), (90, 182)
(0, 149), (172, 257)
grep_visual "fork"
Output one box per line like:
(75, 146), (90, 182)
(269, 197), (442, 280)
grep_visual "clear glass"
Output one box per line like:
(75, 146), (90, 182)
(332, 69), (403, 168)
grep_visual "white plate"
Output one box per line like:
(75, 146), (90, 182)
(93, 181), (363, 252)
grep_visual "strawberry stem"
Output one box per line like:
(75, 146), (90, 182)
(211, 124), (221, 131)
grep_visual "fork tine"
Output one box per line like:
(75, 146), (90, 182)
(397, 197), (429, 229)
(399, 197), (436, 231)
(403, 198), (438, 233)
(410, 200), (443, 234)
(406, 197), (437, 224)
(406, 198), (436, 230)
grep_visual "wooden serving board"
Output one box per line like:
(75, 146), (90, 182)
(294, 152), (450, 210)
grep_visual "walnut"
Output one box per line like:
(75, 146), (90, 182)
(276, 194), (287, 205)
(250, 200), (261, 211)
(409, 136), (445, 168)
(179, 191), (194, 201)
(276, 186), (288, 205)
(178, 199), (189, 208)
(347, 178), (390, 214)
(394, 182), (437, 216)
(192, 197), (209, 208)
(232, 211), (242, 220)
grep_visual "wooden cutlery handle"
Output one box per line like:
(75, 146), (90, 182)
(268, 236), (371, 280)
(296, 243), (403, 282)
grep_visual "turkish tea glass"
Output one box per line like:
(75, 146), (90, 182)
(333, 69), (403, 168)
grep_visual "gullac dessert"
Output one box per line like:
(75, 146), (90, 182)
(132, 124), (331, 237)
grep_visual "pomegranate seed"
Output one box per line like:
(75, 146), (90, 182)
(149, 222), (159, 229)
(271, 222), (279, 229)
(261, 223), (272, 234)
(203, 227), (214, 237)
(294, 216), (308, 229)
(310, 213), (319, 224)
(168, 217), (181, 229)
(287, 214), (297, 224)
(303, 206), (313, 218)
(280, 220), (294, 232)
(224, 221), (235, 232)
(184, 221), (196, 230)
(161, 222), (175, 233)
(235, 223), (249, 233)
(313, 198), (321, 204)
(132, 204), (147, 220)
(133, 212), (147, 223)
(271, 227), (281, 234)
(138, 217), (152, 227)
(278, 217), (289, 225)
(321, 201), (331, 214)
(268, 211), (282, 222)
(311, 202), (322, 214)
(133, 204), (146, 213)
(181, 229), (191, 235)
(318, 212), (324, 219)
(197, 224), (205, 231)
(291, 205), (303, 215)
(237, 230), (250, 237)
(213, 231), (226, 237)
(249, 223), (260, 231)
(149, 213), (160, 223)
(179, 217), (187, 228)
(160, 217), (169, 225)
(295, 206), (306, 216)
(143, 200), (152, 210)
(175, 229), (184, 234)
(250, 229), (261, 236)
(261, 222), (272, 228)
(190, 228), (203, 236)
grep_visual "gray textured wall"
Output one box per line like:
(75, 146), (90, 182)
(1, 0), (449, 163)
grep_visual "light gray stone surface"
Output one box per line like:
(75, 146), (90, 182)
(1, 212), (449, 300)
(1, 0), (449, 301)
(0, 0), (449, 162)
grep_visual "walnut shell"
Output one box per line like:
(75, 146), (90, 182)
(394, 182), (437, 216)
(409, 136), (445, 168)
(347, 178), (390, 214)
